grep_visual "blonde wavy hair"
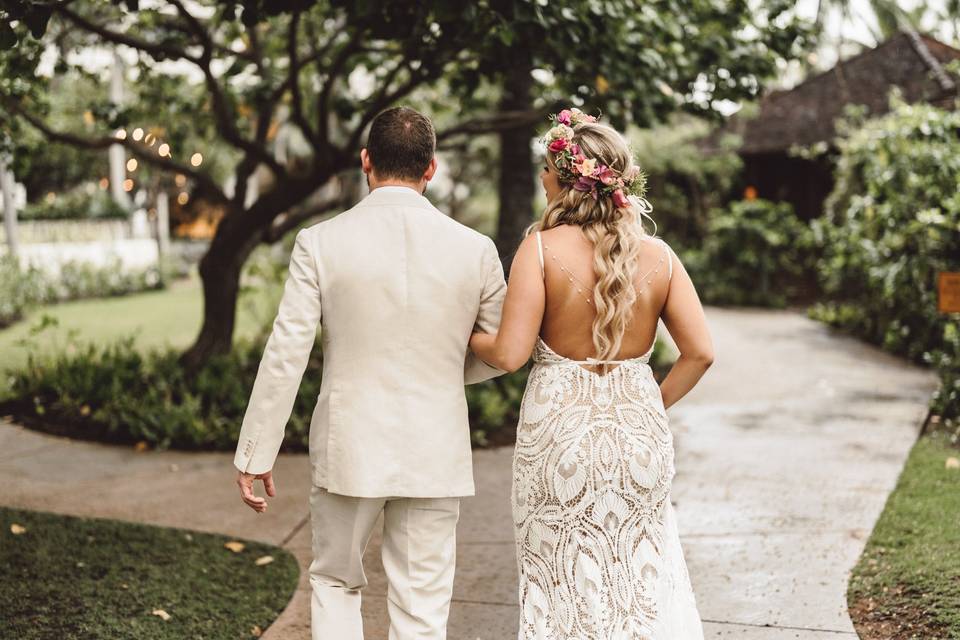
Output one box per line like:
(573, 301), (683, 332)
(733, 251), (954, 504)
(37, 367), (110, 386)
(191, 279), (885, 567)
(528, 121), (656, 365)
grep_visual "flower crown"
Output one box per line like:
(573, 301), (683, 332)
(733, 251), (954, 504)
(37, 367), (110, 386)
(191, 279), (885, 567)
(541, 108), (647, 209)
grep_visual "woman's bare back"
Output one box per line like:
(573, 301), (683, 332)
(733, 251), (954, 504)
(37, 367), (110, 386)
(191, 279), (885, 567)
(537, 224), (672, 363)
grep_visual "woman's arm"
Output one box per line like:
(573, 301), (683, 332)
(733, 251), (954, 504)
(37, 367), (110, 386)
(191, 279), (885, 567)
(469, 233), (545, 372)
(658, 246), (715, 410)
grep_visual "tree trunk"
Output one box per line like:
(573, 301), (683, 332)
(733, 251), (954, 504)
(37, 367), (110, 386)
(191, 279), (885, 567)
(495, 53), (536, 275)
(178, 164), (339, 372)
(178, 212), (263, 372)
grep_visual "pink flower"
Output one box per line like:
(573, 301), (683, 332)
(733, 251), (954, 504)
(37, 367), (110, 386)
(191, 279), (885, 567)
(612, 189), (630, 208)
(570, 144), (580, 155)
(556, 109), (573, 125)
(596, 165), (616, 185)
(573, 176), (598, 192)
(548, 138), (568, 153)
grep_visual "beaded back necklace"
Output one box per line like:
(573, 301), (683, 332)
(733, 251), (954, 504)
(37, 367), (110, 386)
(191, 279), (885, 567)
(541, 241), (666, 307)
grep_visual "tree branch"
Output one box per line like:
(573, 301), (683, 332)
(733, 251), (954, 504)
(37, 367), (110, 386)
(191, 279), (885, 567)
(264, 190), (346, 242)
(317, 31), (363, 143)
(165, 0), (217, 52)
(55, 4), (199, 63)
(286, 10), (320, 151)
(436, 109), (547, 142)
(55, 2), (288, 182)
(5, 98), (229, 205)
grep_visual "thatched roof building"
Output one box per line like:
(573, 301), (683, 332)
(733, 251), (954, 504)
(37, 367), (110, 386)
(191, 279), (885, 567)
(710, 30), (960, 219)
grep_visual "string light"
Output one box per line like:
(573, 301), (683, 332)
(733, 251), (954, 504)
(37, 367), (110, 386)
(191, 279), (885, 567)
(190, 153), (203, 167)
(175, 174), (186, 187)
(132, 128), (144, 141)
(126, 158), (138, 172)
(177, 192), (189, 205)
(158, 143), (170, 157)
(123, 179), (134, 192)
(114, 129), (127, 140)
(99, 178), (109, 190)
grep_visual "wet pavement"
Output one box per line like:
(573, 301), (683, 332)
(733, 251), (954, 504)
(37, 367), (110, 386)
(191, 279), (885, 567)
(1, 306), (938, 639)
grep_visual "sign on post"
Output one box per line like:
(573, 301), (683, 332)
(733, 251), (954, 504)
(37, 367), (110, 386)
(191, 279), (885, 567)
(938, 272), (960, 313)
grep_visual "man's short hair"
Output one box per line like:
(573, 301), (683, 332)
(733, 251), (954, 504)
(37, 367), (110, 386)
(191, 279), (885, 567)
(365, 106), (436, 182)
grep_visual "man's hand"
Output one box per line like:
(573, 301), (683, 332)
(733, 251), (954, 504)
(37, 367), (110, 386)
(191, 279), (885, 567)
(237, 469), (276, 514)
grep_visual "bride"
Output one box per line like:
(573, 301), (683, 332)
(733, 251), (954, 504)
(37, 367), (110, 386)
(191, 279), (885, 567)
(469, 108), (713, 639)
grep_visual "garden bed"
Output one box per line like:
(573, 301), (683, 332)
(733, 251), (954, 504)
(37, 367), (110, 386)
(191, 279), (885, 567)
(847, 427), (960, 639)
(0, 333), (675, 452)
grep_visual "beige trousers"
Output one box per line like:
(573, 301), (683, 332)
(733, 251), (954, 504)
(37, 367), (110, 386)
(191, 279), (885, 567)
(308, 485), (461, 640)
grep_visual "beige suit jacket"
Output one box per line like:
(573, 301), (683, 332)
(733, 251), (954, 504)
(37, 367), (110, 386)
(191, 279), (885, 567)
(232, 186), (507, 497)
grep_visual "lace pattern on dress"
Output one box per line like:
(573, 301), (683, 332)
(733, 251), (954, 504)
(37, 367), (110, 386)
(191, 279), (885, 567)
(512, 337), (702, 639)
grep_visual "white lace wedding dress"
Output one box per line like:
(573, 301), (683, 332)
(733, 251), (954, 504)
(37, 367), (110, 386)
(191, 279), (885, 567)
(512, 234), (704, 639)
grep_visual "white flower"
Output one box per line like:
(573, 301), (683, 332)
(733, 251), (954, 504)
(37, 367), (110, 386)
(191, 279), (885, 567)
(548, 124), (574, 141)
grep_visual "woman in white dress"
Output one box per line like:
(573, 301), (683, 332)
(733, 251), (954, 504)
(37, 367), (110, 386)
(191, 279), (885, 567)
(469, 108), (714, 639)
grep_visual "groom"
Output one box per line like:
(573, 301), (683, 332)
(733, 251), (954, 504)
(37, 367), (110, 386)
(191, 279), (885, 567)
(232, 106), (508, 639)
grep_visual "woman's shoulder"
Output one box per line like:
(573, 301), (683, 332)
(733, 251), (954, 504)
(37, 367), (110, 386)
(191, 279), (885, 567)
(642, 233), (674, 254)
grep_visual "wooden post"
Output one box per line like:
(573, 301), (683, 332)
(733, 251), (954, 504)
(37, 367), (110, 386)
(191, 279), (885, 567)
(156, 190), (170, 258)
(0, 155), (18, 257)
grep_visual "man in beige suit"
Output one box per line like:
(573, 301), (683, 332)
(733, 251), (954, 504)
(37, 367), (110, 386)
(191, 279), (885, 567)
(232, 106), (507, 640)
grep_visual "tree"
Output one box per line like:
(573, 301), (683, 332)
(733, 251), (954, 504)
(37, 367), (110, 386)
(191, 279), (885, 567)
(1, 0), (811, 367)
(0, 1), (520, 370)
(454, 0), (813, 270)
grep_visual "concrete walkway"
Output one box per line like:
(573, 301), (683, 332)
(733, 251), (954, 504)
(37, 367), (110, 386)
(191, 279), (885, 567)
(1, 307), (938, 639)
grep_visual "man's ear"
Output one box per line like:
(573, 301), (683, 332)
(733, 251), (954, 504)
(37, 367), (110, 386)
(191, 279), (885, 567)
(360, 148), (373, 175)
(423, 156), (438, 182)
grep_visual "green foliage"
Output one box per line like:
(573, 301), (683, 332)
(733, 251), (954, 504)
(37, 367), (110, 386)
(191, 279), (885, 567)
(466, 367), (530, 447)
(809, 97), (960, 427)
(629, 113), (743, 247)
(0, 252), (43, 327)
(4, 322), (677, 451)
(0, 254), (163, 328)
(5, 331), (295, 450)
(445, 0), (814, 127)
(19, 187), (128, 220)
(682, 198), (816, 307)
(6, 330), (524, 451)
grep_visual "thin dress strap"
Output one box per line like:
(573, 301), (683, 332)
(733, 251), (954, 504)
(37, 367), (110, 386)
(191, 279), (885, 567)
(535, 231), (545, 279)
(660, 238), (673, 281)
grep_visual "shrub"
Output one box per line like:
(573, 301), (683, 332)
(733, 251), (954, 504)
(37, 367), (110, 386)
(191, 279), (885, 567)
(809, 97), (960, 431)
(19, 187), (128, 221)
(2, 328), (311, 451)
(0, 254), (46, 327)
(681, 198), (816, 307)
(3, 323), (677, 451)
(0, 254), (163, 328)
(629, 113), (743, 248)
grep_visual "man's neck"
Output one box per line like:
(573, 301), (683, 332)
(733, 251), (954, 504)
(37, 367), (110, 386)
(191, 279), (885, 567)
(369, 180), (424, 194)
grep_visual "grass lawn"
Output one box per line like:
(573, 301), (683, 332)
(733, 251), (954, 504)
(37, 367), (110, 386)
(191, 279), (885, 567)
(848, 428), (960, 639)
(0, 271), (281, 401)
(0, 505), (298, 639)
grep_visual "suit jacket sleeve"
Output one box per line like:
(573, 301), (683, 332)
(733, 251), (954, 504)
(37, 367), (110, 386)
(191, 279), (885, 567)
(465, 237), (508, 385)
(234, 228), (322, 474)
